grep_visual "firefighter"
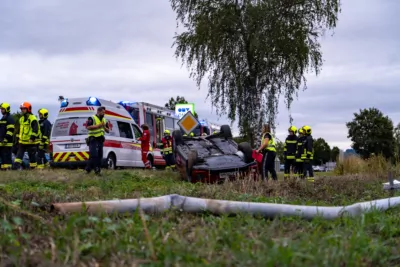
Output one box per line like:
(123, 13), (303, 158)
(295, 127), (305, 179)
(301, 125), (314, 182)
(283, 125), (298, 180)
(14, 102), (39, 170)
(138, 124), (151, 169)
(0, 103), (15, 170)
(85, 106), (109, 175)
(37, 108), (52, 169)
(161, 130), (175, 170)
(256, 124), (277, 181)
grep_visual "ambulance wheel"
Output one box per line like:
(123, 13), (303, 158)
(147, 155), (154, 169)
(106, 153), (116, 170)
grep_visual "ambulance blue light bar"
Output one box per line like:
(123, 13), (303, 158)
(118, 101), (136, 107)
(86, 97), (101, 106)
(60, 99), (69, 108)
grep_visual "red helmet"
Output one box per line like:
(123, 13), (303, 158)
(20, 102), (32, 113)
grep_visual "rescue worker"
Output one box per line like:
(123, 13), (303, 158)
(295, 127), (305, 179)
(85, 106), (109, 175)
(301, 125), (314, 182)
(0, 103), (15, 170)
(37, 108), (52, 169)
(183, 132), (194, 137)
(138, 124), (151, 169)
(161, 130), (175, 170)
(256, 124), (277, 181)
(283, 125), (298, 180)
(14, 102), (39, 170)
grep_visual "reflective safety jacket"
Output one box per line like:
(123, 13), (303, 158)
(0, 113), (15, 147)
(88, 115), (107, 138)
(38, 118), (52, 145)
(261, 132), (276, 152)
(161, 136), (173, 154)
(284, 135), (298, 159)
(296, 136), (305, 162)
(301, 135), (314, 160)
(18, 114), (39, 145)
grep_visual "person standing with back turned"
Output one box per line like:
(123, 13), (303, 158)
(301, 125), (314, 182)
(284, 125), (298, 180)
(0, 103), (15, 170)
(138, 124), (152, 169)
(256, 124), (277, 181)
(37, 108), (52, 169)
(295, 127), (305, 179)
(85, 106), (109, 175)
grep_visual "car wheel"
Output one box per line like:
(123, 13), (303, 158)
(238, 142), (254, 163)
(106, 154), (116, 170)
(220, 125), (233, 139)
(173, 130), (183, 146)
(147, 155), (154, 169)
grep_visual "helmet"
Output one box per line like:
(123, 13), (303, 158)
(288, 125), (297, 134)
(164, 130), (170, 135)
(303, 125), (312, 135)
(20, 102), (32, 113)
(298, 127), (304, 135)
(0, 102), (11, 113)
(190, 132), (194, 137)
(38, 108), (49, 119)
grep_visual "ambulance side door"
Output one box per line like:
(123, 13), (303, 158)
(116, 121), (135, 167)
(131, 124), (143, 167)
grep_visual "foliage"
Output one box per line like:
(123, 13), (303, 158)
(165, 95), (198, 118)
(330, 146), (340, 162)
(346, 108), (395, 159)
(334, 154), (390, 176)
(276, 140), (285, 162)
(170, 0), (341, 145)
(393, 122), (400, 160)
(313, 138), (331, 165)
(0, 169), (399, 266)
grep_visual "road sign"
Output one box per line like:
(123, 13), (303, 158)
(175, 103), (195, 119)
(177, 111), (199, 135)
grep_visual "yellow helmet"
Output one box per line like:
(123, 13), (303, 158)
(38, 108), (49, 119)
(0, 102), (11, 113)
(190, 132), (194, 137)
(298, 127), (304, 135)
(303, 125), (312, 135)
(288, 125), (297, 134)
(164, 130), (170, 135)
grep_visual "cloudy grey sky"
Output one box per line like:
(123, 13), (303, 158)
(0, 0), (399, 150)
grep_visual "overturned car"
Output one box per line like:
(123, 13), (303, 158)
(172, 125), (258, 183)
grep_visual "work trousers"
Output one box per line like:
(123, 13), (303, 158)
(303, 160), (314, 179)
(37, 144), (49, 169)
(284, 158), (296, 179)
(164, 152), (175, 169)
(86, 137), (104, 174)
(261, 150), (277, 181)
(295, 160), (304, 179)
(141, 150), (151, 169)
(0, 146), (12, 170)
(14, 144), (38, 169)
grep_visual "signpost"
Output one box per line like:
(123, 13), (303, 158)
(177, 111), (199, 135)
(175, 103), (195, 119)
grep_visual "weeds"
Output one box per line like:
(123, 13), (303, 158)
(0, 169), (398, 266)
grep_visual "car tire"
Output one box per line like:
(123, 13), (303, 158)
(106, 153), (116, 170)
(220, 125), (233, 139)
(238, 142), (254, 163)
(173, 129), (183, 147)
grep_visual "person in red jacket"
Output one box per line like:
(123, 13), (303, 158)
(138, 124), (151, 169)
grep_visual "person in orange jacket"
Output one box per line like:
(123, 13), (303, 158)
(138, 124), (152, 169)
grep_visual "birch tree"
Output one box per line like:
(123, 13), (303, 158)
(170, 0), (341, 146)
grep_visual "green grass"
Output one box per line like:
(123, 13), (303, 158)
(0, 169), (399, 266)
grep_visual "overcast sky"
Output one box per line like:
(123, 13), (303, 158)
(0, 0), (399, 150)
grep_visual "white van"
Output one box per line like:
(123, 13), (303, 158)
(49, 97), (164, 169)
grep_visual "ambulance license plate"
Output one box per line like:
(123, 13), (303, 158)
(219, 172), (236, 179)
(65, 144), (80, 149)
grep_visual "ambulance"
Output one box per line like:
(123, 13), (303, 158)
(49, 97), (164, 169)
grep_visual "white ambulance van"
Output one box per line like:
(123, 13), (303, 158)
(49, 97), (164, 169)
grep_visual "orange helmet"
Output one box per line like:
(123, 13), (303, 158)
(20, 102), (32, 113)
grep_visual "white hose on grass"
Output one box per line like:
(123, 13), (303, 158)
(51, 194), (400, 220)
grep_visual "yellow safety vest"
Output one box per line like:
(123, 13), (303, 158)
(261, 132), (276, 152)
(19, 114), (40, 145)
(163, 138), (173, 154)
(88, 115), (107, 138)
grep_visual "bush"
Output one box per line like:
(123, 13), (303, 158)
(334, 154), (394, 177)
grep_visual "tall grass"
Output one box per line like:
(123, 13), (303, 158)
(334, 154), (396, 177)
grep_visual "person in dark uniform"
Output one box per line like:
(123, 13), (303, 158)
(295, 127), (305, 179)
(0, 103), (15, 170)
(37, 108), (52, 169)
(301, 125), (314, 182)
(256, 124), (277, 181)
(284, 125), (298, 180)
(85, 106), (109, 175)
(161, 130), (175, 170)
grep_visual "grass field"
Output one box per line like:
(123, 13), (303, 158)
(1, 160), (400, 266)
